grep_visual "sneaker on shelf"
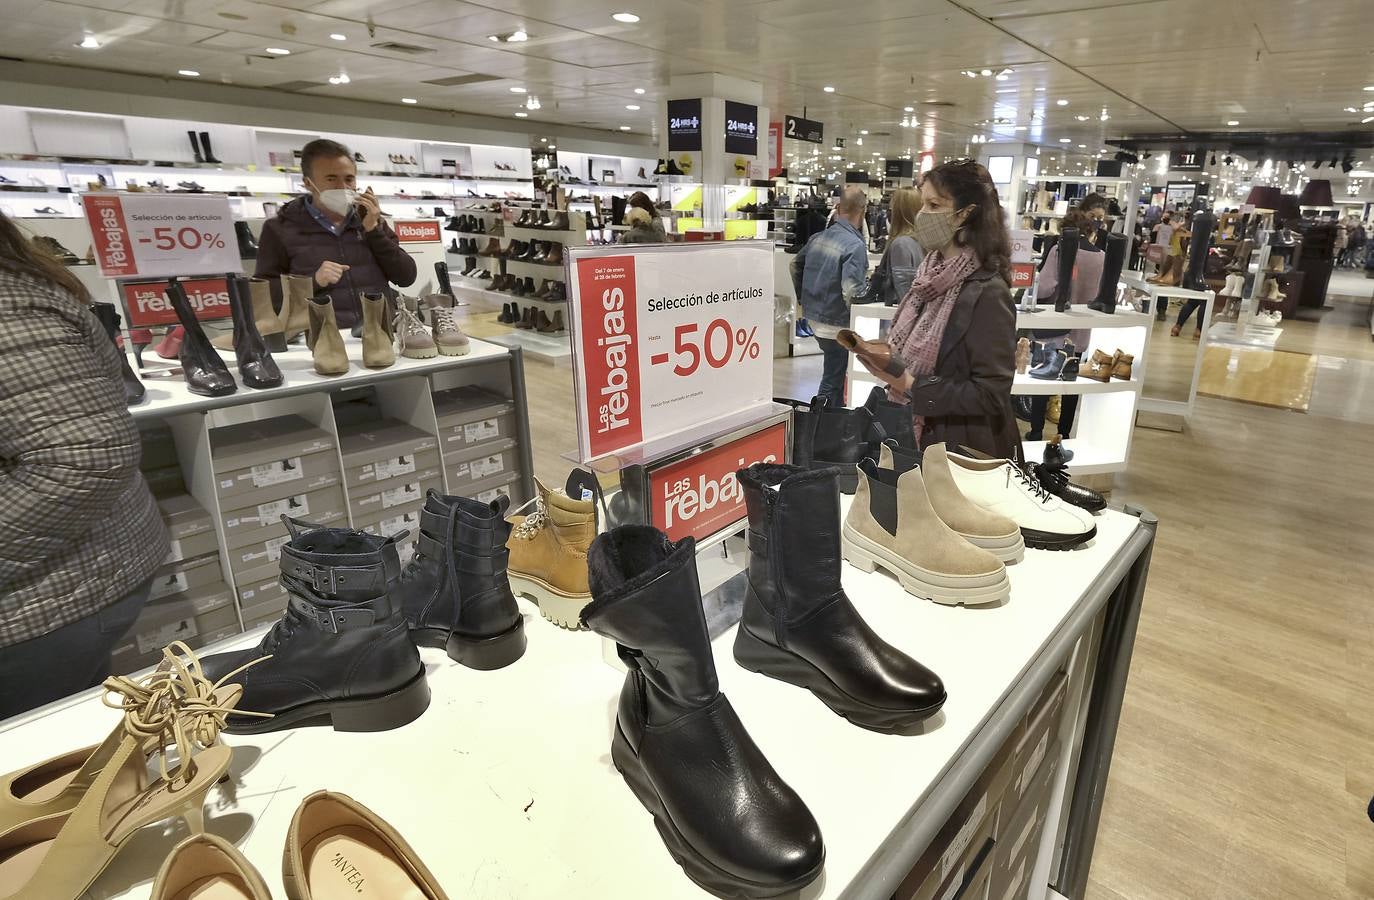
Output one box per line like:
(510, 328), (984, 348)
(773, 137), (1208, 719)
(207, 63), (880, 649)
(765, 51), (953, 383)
(941, 445), (1097, 551)
(393, 299), (438, 359)
(430, 307), (470, 356)
(33, 206), (61, 215)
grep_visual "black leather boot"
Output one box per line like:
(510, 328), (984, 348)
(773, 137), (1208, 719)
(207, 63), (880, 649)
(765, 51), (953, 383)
(861, 384), (915, 448)
(734, 465), (945, 732)
(1032, 461), (1106, 513)
(198, 130), (220, 164)
(235, 221), (258, 259)
(90, 302), (145, 406)
(187, 130), (203, 163)
(1089, 232), (1127, 312)
(396, 490), (526, 669)
(228, 275), (282, 389)
(583, 526), (825, 897)
(434, 260), (453, 296)
(1182, 211), (1216, 291)
(200, 516), (430, 733)
(782, 395), (884, 494)
(165, 279), (236, 396)
(1053, 226), (1079, 311)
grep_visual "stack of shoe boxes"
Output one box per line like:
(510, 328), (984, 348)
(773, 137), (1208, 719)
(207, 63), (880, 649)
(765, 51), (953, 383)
(432, 385), (523, 506)
(211, 415), (345, 632)
(338, 419), (441, 558)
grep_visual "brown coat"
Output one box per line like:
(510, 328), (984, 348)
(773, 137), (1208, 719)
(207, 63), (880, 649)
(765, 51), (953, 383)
(906, 266), (1022, 462)
(254, 197), (417, 327)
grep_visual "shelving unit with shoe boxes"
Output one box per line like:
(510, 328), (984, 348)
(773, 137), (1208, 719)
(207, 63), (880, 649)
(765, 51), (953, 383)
(846, 302), (1152, 476)
(108, 338), (534, 672)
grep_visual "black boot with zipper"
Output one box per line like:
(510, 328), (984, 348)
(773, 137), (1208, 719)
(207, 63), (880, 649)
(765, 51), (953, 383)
(1053, 226), (1079, 311)
(89, 302), (146, 406)
(200, 516), (430, 733)
(228, 275), (282, 389)
(734, 464), (946, 732)
(582, 526), (825, 898)
(165, 279), (236, 396)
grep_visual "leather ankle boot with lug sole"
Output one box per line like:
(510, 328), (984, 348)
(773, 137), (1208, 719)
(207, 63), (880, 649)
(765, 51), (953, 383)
(360, 292), (396, 368)
(734, 465), (946, 732)
(200, 517), (430, 733)
(891, 443), (1024, 564)
(397, 490), (526, 669)
(943, 448), (1096, 550)
(284, 790), (450, 900)
(507, 478), (595, 629)
(307, 296), (350, 376)
(431, 307), (470, 356)
(1029, 348), (1068, 380)
(844, 458), (1010, 605)
(582, 526), (825, 897)
(151, 833), (273, 900)
(394, 298), (438, 359)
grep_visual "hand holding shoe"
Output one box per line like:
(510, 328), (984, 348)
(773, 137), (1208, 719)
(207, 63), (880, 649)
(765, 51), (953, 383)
(838, 329), (914, 390)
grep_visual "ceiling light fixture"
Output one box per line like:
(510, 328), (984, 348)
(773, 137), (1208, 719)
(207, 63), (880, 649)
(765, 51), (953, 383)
(508, 30), (528, 42)
(401, 97), (417, 104)
(619, 125), (631, 131)
(823, 85), (835, 92)
(1056, 98), (1069, 106)
(1059, 138), (1072, 143)
(995, 73), (1009, 81)
(612, 12), (640, 23)
(178, 69), (199, 77)
(626, 104), (640, 110)
(904, 106), (914, 112)
(78, 35), (100, 49)
(266, 47), (290, 55)
(1078, 144), (1086, 148)
(1365, 86), (1374, 91)
(525, 96), (540, 110)
(488, 34), (500, 42)
(634, 87), (646, 94)
(510, 86), (527, 94)
(859, 129), (868, 135)
(327, 73), (350, 84)
(980, 69), (992, 77)
(330, 33), (346, 41)
(1364, 116), (1374, 124)
(1226, 120), (1239, 126)
(1075, 115), (1089, 121)
(514, 111), (528, 118)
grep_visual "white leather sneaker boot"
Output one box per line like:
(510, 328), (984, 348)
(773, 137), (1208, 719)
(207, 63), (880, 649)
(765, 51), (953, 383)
(943, 449), (1096, 550)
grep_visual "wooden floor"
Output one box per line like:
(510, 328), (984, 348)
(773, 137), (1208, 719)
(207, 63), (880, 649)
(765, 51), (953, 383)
(448, 282), (1374, 899)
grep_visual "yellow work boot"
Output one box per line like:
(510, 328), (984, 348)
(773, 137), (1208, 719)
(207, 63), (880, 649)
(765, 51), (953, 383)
(507, 478), (596, 629)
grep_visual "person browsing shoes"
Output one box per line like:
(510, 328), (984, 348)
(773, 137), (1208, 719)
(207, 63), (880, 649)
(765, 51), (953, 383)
(850, 161), (1020, 460)
(254, 138), (417, 329)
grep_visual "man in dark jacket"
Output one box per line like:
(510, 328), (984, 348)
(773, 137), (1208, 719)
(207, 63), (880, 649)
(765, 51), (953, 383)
(255, 139), (417, 328)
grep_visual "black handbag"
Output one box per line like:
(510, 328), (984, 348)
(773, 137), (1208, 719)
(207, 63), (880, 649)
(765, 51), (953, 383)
(774, 395), (887, 495)
(861, 385), (916, 449)
(852, 252), (893, 305)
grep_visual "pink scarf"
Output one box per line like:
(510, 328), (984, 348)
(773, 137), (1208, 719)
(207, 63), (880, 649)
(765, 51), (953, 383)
(887, 246), (981, 443)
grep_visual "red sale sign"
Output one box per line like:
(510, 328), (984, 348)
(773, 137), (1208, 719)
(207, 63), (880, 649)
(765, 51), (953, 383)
(121, 278), (232, 327)
(1011, 262), (1035, 289)
(394, 219), (442, 243)
(82, 192), (242, 279)
(648, 423), (788, 542)
(576, 255), (644, 458)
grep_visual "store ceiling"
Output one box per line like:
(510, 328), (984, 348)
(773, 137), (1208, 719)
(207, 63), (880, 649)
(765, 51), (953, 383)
(4, 0), (1374, 171)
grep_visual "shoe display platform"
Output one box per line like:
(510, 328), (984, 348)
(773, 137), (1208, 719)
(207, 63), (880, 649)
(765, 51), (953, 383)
(0, 501), (1156, 900)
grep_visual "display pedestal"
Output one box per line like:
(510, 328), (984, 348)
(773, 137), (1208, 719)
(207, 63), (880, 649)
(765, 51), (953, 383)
(0, 505), (1156, 900)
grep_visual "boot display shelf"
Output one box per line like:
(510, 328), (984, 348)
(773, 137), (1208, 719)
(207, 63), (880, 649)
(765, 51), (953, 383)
(846, 301), (1152, 475)
(0, 502), (1158, 900)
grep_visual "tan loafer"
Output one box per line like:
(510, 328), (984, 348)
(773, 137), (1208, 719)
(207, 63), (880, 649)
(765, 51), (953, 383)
(151, 833), (273, 900)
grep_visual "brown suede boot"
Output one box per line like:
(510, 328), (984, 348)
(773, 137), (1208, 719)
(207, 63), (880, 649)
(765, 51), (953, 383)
(1110, 352), (1134, 381)
(507, 478), (595, 629)
(307, 297), (349, 376)
(360, 292), (396, 368)
(282, 274), (314, 343)
(1081, 348), (1116, 382)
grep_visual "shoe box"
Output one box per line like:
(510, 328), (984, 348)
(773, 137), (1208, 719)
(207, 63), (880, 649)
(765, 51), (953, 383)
(470, 471), (520, 506)
(157, 493), (218, 563)
(445, 438), (519, 495)
(987, 739), (1063, 900)
(338, 419), (442, 524)
(138, 419), (188, 499)
(221, 481), (348, 554)
(894, 669), (1069, 900)
(356, 503), (424, 564)
(112, 552), (239, 673)
(210, 415), (339, 506)
(432, 385), (518, 453)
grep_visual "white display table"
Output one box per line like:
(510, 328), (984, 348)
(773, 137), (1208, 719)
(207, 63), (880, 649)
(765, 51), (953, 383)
(0, 504), (1157, 900)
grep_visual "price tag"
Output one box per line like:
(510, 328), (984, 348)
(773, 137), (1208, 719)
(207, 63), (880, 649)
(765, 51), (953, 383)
(568, 242), (775, 460)
(382, 482), (421, 509)
(250, 458), (304, 488)
(464, 419), (501, 443)
(375, 455), (417, 480)
(83, 192), (243, 278)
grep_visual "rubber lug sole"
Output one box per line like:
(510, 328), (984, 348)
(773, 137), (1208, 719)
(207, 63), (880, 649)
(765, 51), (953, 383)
(610, 722), (825, 898)
(437, 344), (471, 356)
(961, 529), (1025, 564)
(1021, 523), (1097, 550)
(223, 668), (430, 734)
(446, 618), (526, 669)
(733, 625), (944, 733)
(509, 572), (590, 630)
(841, 525), (1009, 606)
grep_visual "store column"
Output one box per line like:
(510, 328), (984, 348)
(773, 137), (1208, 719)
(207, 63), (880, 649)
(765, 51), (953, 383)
(661, 73), (769, 238)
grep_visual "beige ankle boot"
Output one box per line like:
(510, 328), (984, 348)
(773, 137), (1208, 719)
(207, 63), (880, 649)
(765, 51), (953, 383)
(843, 458), (1009, 606)
(360, 292), (396, 369)
(151, 833), (273, 900)
(907, 443), (1024, 564)
(507, 478), (596, 629)
(1015, 336), (1030, 374)
(307, 297), (349, 376)
(283, 274), (314, 344)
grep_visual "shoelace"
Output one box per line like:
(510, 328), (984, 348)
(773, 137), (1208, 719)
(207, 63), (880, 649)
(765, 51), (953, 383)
(393, 304), (428, 352)
(511, 497), (548, 540)
(102, 641), (271, 787)
(1007, 462), (1055, 504)
(432, 307), (460, 336)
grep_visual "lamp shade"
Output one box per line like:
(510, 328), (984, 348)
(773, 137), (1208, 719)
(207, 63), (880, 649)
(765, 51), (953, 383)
(1245, 186), (1282, 210)
(1299, 179), (1333, 207)
(1274, 194), (1302, 224)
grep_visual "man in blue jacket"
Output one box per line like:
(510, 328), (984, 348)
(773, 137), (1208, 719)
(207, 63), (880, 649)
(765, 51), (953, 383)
(791, 186), (869, 406)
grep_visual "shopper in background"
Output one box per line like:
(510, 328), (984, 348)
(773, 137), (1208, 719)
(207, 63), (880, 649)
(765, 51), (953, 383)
(791, 186), (870, 406)
(254, 138), (417, 329)
(0, 211), (169, 719)
(623, 191), (667, 242)
(867, 186), (925, 305)
(859, 160), (1020, 460)
(1350, 220), (1367, 268)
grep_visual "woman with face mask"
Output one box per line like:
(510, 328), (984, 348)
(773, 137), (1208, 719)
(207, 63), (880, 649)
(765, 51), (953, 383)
(254, 139), (417, 329)
(851, 160), (1020, 460)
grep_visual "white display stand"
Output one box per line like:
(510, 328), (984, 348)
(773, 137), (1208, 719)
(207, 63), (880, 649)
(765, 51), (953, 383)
(1118, 272), (1213, 423)
(846, 302), (1151, 475)
(0, 503), (1157, 900)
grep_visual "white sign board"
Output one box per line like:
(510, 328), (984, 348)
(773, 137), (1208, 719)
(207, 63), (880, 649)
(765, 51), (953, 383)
(1010, 229), (1036, 264)
(83, 192), (242, 279)
(567, 241), (775, 461)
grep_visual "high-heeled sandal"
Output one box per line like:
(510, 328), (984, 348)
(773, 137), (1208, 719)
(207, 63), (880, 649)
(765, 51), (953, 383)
(151, 833), (273, 900)
(836, 328), (908, 378)
(0, 643), (269, 900)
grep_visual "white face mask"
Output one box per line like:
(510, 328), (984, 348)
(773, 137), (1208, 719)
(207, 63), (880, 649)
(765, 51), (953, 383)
(307, 179), (357, 216)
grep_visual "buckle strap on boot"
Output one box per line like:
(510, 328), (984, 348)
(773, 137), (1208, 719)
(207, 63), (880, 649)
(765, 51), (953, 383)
(280, 553), (395, 593)
(287, 594), (378, 632)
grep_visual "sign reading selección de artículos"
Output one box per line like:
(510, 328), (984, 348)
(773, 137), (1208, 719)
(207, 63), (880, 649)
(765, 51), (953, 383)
(83, 192), (242, 279)
(667, 98), (703, 152)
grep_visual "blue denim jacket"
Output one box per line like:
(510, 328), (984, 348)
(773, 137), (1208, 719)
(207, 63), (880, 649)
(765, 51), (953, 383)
(790, 219), (869, 327)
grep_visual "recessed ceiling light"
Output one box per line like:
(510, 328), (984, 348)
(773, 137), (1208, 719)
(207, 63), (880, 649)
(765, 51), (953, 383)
(1059, 138), (1072, 143)
(488, 34), (500, 42)
(510, 86), (526, 93)
(327, 73), (350, 84)
(330, 33), (346, 41)
(634, 87), (646, 95)
(859, 129), (868, 135)
(612, 12), (640, 23)
(995, 74), (1009, 81)
(508, 30), (528, 42)
(1075, 115), (1089, 121)
(401, 97), (417, 104)
(1226, 120), (1239, 126)
(548, 144), (556, 149)
(1056, 99), (1068, 106)
(540, 137), (547, 143)
(1077, 144), (1086, 148)
(514, 111), (528, 118)
(619, 125), (632, 131)
(78, 35), (100, 48)
(903, 106), (914, 112)
(626, 104), (640, 110)
(266, 47), (290, 55)
(1014, 125), (1028, 131)
(980, 69), (992, 77)
(178, 69), (199, 77)
(1364, 116), (1374, 124)
(1365, 86), (1374, 91)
